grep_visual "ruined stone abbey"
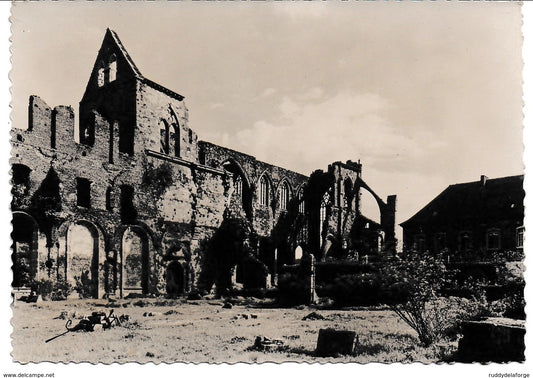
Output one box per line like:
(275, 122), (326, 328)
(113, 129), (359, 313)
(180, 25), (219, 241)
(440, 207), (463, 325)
(10, 29), (396, 298)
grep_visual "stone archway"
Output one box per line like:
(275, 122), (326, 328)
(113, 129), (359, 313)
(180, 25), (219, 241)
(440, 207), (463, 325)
(121, 226), (150, 296)
(66, 221), (103, 298)
(11, 212), (39, 288)
(221, 159), (253, 219)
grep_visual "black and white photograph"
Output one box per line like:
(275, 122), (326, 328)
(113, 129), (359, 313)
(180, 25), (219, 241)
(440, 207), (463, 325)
(3, 0), (530, 372)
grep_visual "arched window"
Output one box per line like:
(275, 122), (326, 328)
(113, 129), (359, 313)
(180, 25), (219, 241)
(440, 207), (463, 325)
(172, 124), (180, 157)
(234, 175), (242, 197)
(344, 178), (353, 209)
(108, 54), (117, 82)
(279, 181), (290, 211)
(319, 191), (330, 238)
(259, 176), (269, 206)
(97, 61), (105, 87)
(298, 188), (305, 214)
(159, 120), (170, 154)
(11, 164), (31, 205)
(80, 112), (96, 147)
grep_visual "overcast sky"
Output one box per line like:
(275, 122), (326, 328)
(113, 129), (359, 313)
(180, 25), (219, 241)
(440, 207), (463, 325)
(10, 1), (524, 234)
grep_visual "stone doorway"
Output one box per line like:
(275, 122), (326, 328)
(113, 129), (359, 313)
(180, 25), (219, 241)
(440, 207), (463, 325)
(67, 221), (100, 298)
(122, 227), (149, 296)
(165, 260), (185, 296)
(11, 212), (38, 288)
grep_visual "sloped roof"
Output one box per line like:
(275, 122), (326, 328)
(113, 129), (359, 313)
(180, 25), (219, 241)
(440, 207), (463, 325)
(400, 175), (524, 228)
(106, 28), (184, 101)
(107, 29), (143, 79)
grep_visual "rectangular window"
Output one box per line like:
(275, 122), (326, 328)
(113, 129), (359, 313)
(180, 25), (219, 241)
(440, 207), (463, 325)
(517, 226), (525, 249)
(415, 234), (426, 253)
(486, 229), (501, 250)
(119, 122), (134, 155)
(120, 185), (136, 223)
(51, 109), (57, 149)
(106, 187), (113, 211)
(434, 233), (447, 253)
(76, 178), (91, 208)
(458, 231), (473, 252)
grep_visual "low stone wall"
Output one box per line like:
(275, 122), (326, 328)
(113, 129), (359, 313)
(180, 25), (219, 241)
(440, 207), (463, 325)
(457, 317), (525, 362)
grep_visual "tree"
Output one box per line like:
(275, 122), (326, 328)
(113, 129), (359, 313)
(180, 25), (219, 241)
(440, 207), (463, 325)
(383, 250), (451, 347)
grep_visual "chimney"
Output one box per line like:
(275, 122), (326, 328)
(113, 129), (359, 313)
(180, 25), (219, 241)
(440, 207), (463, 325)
(480, 175), (488, 186)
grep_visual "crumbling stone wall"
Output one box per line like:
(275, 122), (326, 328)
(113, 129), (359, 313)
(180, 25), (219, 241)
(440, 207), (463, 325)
(10, 29), (397, 298)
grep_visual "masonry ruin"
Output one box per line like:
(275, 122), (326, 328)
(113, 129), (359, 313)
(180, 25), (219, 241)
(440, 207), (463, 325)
(10, 29), (396, 298)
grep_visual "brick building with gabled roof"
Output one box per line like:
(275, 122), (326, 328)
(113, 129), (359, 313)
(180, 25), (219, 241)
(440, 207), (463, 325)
(400, 175), (524, 258)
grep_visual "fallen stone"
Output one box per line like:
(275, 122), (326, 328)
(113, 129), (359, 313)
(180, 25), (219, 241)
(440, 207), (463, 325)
(187, 291), (202, 301)
(249, 336), (285, 352)
(302, 312), (325, 321)
(456, 317), (525, 362)
(222, 302), (233, 309)
(54, 310), (76, 320)
(315, 328), (356, 357)
(164, 309), (181, 316)
(143, 312), (162, 317)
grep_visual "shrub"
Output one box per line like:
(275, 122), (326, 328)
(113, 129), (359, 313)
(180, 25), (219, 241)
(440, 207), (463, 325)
(489, 292), (525, 320)
(142, 163), (174, 195)
(382, 251), (451, 346)
(31, 278), (72, 301)
(74, 271), (96, 299)
(320, 273), (385, 306)
(277, 272), (308, 306)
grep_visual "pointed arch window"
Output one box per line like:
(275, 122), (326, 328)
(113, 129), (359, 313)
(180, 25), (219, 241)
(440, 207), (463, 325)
(279, 181), (290, 211)
(234, 175), (243, 197)
(97, 61), (105, 87)
(259, 176), (269, 206)
(108, 54), (117, 82)
(172, 123), (180, 157)
(319, 191), (331, 238)
(298, 188), (305, 214)
(159, 120), (170, 154)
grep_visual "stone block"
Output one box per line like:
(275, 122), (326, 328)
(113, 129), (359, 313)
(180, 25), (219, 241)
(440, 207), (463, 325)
(316, 328), (356, 357)
(457, 317), (525, 362)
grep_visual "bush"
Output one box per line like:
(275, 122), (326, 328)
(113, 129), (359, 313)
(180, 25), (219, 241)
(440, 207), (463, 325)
(277, 272), (308, 306)
(31, 278), (72, 301)
(382, 251), (450, 346)
(142, 163), (174, 195)
(319, 273), (385, 306)
(488, 292), (525, 320)
(74, 271), (96, 299)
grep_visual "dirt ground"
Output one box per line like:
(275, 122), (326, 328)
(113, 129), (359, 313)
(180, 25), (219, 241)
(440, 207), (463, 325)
(11, 297), (456, 363)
